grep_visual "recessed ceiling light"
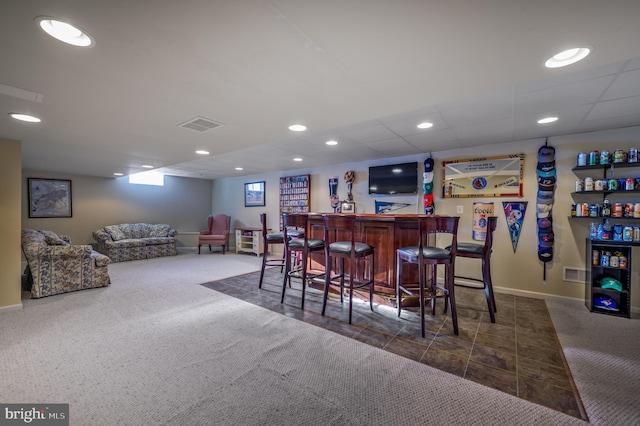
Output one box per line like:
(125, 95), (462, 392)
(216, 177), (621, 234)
(537, 116), (558, 124)
(545, 47), (590, 68)
(113, 173), (124, 176)
(35, 16), (95, 47)
(195, 150), (210, 155)
(141, 164), (154, 169)
(235, 167), (243, 171)
(9, 113), (41, 123)
(293, 157), (303, 162)
(417, 122), (433, 129)
(326, 140), (338, 146)
(289, 124), (307, 132)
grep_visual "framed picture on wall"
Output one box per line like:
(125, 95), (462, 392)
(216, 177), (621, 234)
(341, 201), (355, 214)
(27, 178), (73, 218)
(244, 181), (266, 207)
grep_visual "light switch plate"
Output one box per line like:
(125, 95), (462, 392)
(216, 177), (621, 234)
(457, 205), (463, 214)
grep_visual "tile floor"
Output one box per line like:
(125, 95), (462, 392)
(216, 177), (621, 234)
(202, 267), (587, 420)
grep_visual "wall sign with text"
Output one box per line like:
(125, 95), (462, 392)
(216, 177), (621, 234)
(442, 154), (524, 198)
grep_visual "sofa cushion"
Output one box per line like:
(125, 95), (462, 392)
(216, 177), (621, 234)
(142, 237), (174, 246)
(38, 230), (69, 246)
(149, 224), (172, 237)
(104, 225), (127, 241)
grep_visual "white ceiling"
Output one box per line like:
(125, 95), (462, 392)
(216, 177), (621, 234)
(2, 0), (640, 180)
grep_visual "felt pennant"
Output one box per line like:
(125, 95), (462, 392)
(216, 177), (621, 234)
(503, 201), (528, 252)
(375, 200), (412, 214)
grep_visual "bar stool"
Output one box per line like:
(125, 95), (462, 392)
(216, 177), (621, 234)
(396, 216), (460, 337)
(321, 214), (375, 324)
(281, 213), (325, 308)
(453, 216), (498, 323)
(258, 213), (285, 289)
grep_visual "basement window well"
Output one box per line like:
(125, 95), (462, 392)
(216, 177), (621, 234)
(129, 171), (164, 186)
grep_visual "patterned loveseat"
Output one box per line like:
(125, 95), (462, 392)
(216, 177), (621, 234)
(21, 229), (111, 299)
(92, 223), (177, 262)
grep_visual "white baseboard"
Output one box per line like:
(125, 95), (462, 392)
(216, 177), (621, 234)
(0, 303), (23, 313)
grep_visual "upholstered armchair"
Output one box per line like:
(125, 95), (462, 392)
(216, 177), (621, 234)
(198, 214), (231, 254)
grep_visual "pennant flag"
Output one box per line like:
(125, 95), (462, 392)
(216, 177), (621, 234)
(503, 202), (528, 252)
(375, 200), (412, 214)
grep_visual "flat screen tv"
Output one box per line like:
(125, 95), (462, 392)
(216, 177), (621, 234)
(368, 161), (418, 194)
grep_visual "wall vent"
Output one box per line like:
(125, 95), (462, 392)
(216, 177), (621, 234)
(563, 267), (587, 283)
(178, 116), (224, 133)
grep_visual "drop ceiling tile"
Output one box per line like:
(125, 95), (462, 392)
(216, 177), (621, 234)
(379, 112), (447, 137)
(438, 97), (513, 127)
(337, 123), (399, 143)
(585, 96), (640, 121)
(601, 69), (640, 100)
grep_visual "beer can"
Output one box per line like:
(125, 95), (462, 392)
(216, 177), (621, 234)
(624, 226), (634, 242)
(577, 152), (587, 167)
(625, 203), (634, 217)
(612, 203), (623, 217)
(594, 179), (604, 191)
(584, 177), (594, 191)
(589, 203), (600, 217)
(626, 178), (635, 190)
(629, 148), (638, 163)
(610, 255), (619, 267)
(619, 255), (628, 269)
(592, 249), (600, 265)
(613, 224), (623, 241)
(588, 150), (599, 166)
(608, 179), (619, 191)
(613, 149), (624, 163)
(600, 150), (611, 165)
(634, 203), (640, 218)
(600, 252), (610, 267)
(575, 179), (584, 192)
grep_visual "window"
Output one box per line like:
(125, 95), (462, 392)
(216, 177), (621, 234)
(129, 171), (164, 186)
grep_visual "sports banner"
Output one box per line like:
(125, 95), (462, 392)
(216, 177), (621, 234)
(503, 201), (528, 252)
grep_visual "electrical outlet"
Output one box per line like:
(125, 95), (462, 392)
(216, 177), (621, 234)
(457, 205), (463, 214)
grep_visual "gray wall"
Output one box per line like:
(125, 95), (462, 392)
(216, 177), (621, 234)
(22, 170), (213, 247)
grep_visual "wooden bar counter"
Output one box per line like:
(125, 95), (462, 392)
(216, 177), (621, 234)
(307, 213), (426, 297)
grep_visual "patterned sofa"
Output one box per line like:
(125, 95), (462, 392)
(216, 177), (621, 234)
(21, 229), (111, 298)
(92, 223), (177, 262)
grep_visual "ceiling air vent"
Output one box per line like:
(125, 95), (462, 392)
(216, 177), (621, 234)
(178, 116), (223, 133)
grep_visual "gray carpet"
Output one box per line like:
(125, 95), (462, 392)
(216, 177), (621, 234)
(0, 250), (632, 425)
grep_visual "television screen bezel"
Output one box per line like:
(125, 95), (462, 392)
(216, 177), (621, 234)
(368, 161), (419, 195)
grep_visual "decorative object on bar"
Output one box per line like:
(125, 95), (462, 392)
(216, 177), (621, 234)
(329, 176), (340, 212)
(536, 141), (556, 279)
(502, 202), (528, 252)
(423, 156), (435, 214)
(344, 170), (355, 201)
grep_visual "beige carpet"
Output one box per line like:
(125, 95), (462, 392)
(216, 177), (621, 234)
(0, 251), (626, 425)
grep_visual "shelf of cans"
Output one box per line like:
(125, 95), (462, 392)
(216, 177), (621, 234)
(589, 220), (640, 242)
(592, 249), (628, 269)
(577, 148), (638, 167)
(572, 199), (640, 218)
